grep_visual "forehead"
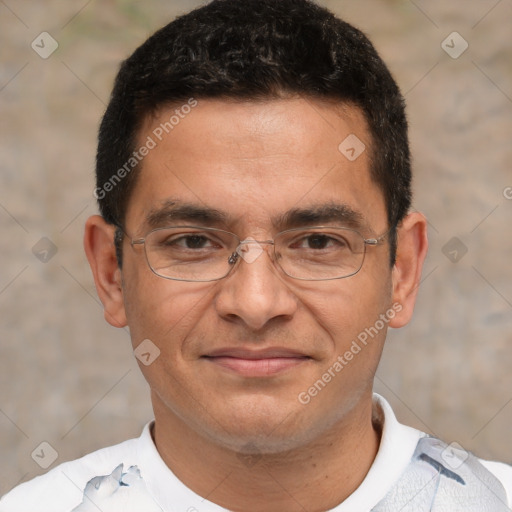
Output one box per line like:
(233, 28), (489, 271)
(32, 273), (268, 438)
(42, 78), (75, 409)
(126, 98), (386, 234)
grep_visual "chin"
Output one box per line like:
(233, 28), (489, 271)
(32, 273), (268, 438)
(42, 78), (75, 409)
(198, 402), (320, 455)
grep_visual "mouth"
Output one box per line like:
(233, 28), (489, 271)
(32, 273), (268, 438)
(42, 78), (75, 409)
(202, 348), (312, 377)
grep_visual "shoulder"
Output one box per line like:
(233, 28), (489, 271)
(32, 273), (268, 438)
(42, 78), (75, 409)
(370, 395), (512, 508)
(0, 433), (143, 512)
(481, 459), (512, 506)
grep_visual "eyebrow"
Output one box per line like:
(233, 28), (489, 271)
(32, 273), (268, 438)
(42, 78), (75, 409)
(143, 200), (367, 232)
(145, 199), (229, 229)
(274, 203), (366, 231)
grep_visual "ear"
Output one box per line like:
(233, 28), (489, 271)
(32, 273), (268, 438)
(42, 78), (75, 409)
(389, 211), (428, 328)
(83, 215), (127, 328)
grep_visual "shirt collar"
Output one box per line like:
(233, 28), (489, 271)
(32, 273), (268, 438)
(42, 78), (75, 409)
(135, 393), (423, 512)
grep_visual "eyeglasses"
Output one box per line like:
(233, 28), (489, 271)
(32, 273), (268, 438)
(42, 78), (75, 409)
(127, 225), (389, 282)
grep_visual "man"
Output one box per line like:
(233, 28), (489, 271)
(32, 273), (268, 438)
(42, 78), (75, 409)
(1, 0), (511, 510)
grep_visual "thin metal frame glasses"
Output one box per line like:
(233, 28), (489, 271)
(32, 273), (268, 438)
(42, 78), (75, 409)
(129, 225), (389, 282)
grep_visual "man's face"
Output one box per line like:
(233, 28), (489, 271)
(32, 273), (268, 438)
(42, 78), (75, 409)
(119, 98), (395, 452)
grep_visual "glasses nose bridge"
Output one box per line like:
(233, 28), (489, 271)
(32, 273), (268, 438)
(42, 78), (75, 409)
(237, 238), (276, 258)
(238, 238), (275, 248)
(229, 237), (277, 267)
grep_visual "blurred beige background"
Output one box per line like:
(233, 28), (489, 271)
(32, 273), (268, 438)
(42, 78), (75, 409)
(1, 0), (511, 495)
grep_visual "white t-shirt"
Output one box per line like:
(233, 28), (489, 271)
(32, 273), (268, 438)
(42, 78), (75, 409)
(1, 394), (511, 511)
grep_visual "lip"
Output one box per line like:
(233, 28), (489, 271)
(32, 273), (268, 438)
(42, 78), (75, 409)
(202, 348), (311, 377)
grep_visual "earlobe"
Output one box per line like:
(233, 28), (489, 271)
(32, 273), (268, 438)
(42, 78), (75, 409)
(389, 212), (428, 328)
(84, 215), (128, 328)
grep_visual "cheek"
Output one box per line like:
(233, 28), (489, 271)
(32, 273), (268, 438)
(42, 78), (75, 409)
(300, 269), (392, 347)
(121, 259), (214, 350)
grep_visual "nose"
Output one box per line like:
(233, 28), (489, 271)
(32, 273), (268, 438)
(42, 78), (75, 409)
(214, 240), (298, 331)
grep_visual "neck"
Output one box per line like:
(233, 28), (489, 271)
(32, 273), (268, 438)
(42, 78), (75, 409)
(151, 394), (381, 512)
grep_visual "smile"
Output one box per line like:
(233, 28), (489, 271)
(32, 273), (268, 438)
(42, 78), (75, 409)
(203, 348), (312, 377)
